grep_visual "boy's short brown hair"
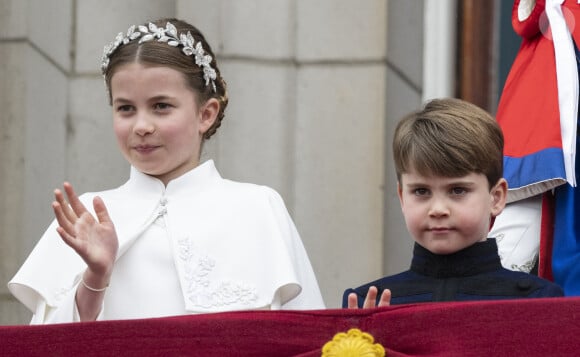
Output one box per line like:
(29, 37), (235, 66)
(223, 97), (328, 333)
(393, 98), (504, 188)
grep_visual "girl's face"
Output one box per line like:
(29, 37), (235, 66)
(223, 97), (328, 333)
(110, 63), (217, 185)
(397, 169), (507, 255)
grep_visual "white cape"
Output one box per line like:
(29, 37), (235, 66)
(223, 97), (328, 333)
(8, 160), (324, 323)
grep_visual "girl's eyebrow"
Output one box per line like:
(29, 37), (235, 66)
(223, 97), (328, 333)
(112, 95), (175, 105)
(148, 95), (175, 102)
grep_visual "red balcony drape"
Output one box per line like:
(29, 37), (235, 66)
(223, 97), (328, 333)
(1, 297), (579, 356)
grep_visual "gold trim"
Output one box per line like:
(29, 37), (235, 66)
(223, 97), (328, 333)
(322, 328), (385, 356)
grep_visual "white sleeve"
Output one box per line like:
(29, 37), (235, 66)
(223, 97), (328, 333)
(25, 282), (78, 324)
(265, 188), (325, 309)
(280, 221), (326, 309)
(490, 195), (542, 273)
(28, 280), (105, 324)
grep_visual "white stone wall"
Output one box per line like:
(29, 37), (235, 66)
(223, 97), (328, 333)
(0, 0), (403, 325)
(383, 0), (424, 276)
(179, 0), (388, 310)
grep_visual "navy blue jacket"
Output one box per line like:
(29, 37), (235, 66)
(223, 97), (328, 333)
(343, 239), (564, 307)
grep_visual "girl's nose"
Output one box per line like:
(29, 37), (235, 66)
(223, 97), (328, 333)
(133, 114), (155, 136)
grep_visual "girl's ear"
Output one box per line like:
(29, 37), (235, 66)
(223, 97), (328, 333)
(199, 98), (219, 134)
(490, 178), (508, 217)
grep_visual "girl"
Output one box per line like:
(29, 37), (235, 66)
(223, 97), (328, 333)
(9, 18), (324, 323)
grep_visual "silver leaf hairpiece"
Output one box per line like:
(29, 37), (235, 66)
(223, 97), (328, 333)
(101, 22), (217, 92)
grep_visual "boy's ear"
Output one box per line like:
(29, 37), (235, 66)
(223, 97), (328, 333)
(397, 181), (404, 206)
(490, 178), (508, 217)
(199, 98), (219, 134)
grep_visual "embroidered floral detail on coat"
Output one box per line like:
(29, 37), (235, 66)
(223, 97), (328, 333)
(511, 252), (539, 273)
(54, 286), (73, 302)
(178, 237), (258, 309)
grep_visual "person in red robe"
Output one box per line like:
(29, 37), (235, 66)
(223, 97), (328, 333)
(491, 0), (580, 295)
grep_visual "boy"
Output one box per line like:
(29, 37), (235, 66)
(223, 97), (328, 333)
(343, 98), (564, 308)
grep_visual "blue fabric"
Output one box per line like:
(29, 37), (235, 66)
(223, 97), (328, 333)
(551, 43), (580, 296)
(552, 136), (580, 296)
(503, 148), (566, 189)
(343, 239), (563, 307)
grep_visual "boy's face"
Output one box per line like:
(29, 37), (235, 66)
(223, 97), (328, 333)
(397, 169), (507, 255)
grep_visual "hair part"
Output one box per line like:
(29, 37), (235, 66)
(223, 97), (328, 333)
(392, 98), (504, 188)
(103, 18), (228, 140)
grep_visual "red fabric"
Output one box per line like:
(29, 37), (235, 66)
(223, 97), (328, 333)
(539, 191), (556, 281)
(2, 298), (579, 356)
(496, 31), (562, 157)
(498, 0), (580, 158)
(499, 0), (580, 283)
(511, 0), (545, 39)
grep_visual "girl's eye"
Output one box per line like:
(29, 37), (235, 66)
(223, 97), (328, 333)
(154, 103), (172, 111)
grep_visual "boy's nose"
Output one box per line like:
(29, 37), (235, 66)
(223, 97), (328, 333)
(428, 199), (450, 217)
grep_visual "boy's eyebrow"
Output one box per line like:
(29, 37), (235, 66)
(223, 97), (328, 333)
(112, 97), (131, 104)
(445, 180), (476, 187)
(404, 182), (428, 187)
(403, 180), (476, 187)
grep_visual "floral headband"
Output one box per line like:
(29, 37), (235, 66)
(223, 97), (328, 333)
(101, 22), (217, 92)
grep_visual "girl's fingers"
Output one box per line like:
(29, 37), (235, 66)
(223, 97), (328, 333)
(54, 189), (78, 223)
(64, 182), (88, 216)
(56, 226), (73, 244)
(52, 201), (76, 236)
(93, 196), (112, 224)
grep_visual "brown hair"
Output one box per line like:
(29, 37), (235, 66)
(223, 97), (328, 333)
(392, 98), (504, 188)
(103, 18), (228, 140)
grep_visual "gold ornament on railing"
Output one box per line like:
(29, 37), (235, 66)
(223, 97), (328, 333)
(321, 328), (385, 357)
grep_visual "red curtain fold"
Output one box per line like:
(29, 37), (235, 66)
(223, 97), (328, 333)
(539, 191), (556, 280)
(1, 298), (579, 356)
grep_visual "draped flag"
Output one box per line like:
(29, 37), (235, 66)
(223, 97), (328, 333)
(496, 0), (579, 294)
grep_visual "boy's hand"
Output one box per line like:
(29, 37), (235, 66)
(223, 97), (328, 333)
(347, 286), (391, 309)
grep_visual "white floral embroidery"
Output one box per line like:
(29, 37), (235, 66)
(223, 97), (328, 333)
(178, 237), (258, 309)
(54, 285), (73, 302)
(511, 262), (532, 273)
(510, 253), (538, 273)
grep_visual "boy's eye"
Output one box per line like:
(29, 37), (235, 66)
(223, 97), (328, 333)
(413, 188), (429, 196)
(117, 104), (134, 112)
(450, 187), (467, 195)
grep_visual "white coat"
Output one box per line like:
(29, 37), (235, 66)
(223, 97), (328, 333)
(8, 160), (325, 323)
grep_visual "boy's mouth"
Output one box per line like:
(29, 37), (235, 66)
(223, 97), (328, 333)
(428, 227), (452, 233)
